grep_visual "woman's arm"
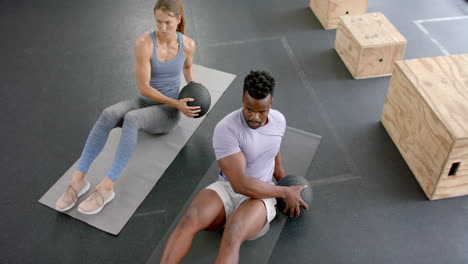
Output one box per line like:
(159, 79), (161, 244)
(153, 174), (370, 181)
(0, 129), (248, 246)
(134, 33), (178, 107)
(182, 36), (196, 83)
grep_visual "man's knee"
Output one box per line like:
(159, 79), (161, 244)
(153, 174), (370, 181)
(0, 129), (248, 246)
(223, 221), (245, 244)
(178, 207), (204, 231)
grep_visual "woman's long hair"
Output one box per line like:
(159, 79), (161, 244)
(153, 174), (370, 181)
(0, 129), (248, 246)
(154, 0), (185, 34)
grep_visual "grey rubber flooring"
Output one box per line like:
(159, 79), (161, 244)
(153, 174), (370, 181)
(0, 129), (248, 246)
(1, 0), (468, 263)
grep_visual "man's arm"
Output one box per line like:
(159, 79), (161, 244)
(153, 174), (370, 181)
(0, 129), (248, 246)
(217, 152), (308, 217)
(273, 152), (286, 182)
(217, 152), (286, 200)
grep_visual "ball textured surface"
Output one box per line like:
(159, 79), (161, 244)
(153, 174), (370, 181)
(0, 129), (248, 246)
(276, 175), (313, 216)
(178, 82), (211, 118)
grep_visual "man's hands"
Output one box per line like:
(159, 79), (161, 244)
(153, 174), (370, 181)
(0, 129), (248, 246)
(176, 98), (201, 118)
(282, 185), (309, 217)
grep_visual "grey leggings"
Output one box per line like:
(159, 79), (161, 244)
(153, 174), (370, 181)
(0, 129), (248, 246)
(76, 97), (180, 181)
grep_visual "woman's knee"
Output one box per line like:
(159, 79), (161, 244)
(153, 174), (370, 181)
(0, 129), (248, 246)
(122, 111), (140, 127)
(101, 106), (124, 122)
(101, 99), (138, 121)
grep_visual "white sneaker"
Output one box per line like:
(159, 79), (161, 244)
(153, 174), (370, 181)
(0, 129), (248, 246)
(77, 185), (115, 215)
(55, 181), (90, 212)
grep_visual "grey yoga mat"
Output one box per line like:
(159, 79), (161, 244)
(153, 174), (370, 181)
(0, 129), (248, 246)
(146, 127), (322, 264)
(38, 65), (236, 235)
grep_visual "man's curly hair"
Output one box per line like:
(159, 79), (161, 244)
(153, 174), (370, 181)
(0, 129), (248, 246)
(243, 70), (275, 100)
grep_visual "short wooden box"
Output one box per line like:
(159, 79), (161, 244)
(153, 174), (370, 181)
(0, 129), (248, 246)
(309, 0), (368, 30)
(381, 54), (468, 200)
(334, 12), (407, 79)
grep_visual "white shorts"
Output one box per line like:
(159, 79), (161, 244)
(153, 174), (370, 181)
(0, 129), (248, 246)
(205, 180), (277, 240)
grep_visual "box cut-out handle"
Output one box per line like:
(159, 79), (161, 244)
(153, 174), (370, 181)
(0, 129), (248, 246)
(448, 162), (460, 176)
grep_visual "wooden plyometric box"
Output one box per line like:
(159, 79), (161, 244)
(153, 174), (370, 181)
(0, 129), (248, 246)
(335, 12), (407, 79)
(309, 0), (368, 30)
(381, 54), (468, 200)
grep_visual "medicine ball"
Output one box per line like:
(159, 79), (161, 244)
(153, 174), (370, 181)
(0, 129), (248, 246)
(178, 82), (211, 118)
(276, 175), (313, 216)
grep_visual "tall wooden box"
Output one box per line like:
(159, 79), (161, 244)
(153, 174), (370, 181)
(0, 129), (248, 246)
(381, 54), (468, 200)
(309, 0), (368, 30)
(335, 12), (407, 79)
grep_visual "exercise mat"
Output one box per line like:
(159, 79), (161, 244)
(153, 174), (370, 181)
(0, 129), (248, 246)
(38, 65), (236, 235)
(146, 127), (321, 264)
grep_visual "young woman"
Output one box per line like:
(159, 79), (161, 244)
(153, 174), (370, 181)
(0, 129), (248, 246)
(56, 0), (199, 215)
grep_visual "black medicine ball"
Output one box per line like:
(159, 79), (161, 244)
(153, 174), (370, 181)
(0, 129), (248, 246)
(276, 175), (313, 216)
(178, 82), (211, 118)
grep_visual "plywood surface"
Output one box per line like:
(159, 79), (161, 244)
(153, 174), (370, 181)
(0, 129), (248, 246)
(381, 65), (454, 198)
(328, 0), (368, 29)
(310, 0), (368, 30)
(335, 20), (361, 76)
(396, 54), (468, 139)
(434, 139), (468, 199)
(340, 12), (407, 47)
(310, 0), (329, 29)
(357, 43), (406, 78)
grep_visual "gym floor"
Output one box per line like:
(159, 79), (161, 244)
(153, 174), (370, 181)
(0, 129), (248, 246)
(1, 0), (468, 263)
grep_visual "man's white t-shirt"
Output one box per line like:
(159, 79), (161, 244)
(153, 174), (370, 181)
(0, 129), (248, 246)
(213, 108), (286, 184)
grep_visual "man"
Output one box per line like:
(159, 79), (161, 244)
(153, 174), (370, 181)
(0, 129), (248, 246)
(161, 70), (308, 264)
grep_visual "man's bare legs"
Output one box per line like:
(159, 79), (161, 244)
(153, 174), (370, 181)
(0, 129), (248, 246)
(160, 189), (226, 264)
(215, 199), (268, 264)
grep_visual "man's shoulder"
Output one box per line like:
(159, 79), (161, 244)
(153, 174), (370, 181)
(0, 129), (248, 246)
(269, 109), (286, 127)
(215, 108), (243, 130)
(270, 109), (285, 121)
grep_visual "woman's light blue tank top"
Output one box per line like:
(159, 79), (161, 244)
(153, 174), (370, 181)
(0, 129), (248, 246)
(138, 31), (185, 102)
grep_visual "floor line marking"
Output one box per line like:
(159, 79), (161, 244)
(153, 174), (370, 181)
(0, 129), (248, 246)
(412, 16), (468, 56)
(310, 173), (361, 187)
(280, 36), (361, 180)
(203, 36), (281, 48)
(134, 209), (166, 217)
